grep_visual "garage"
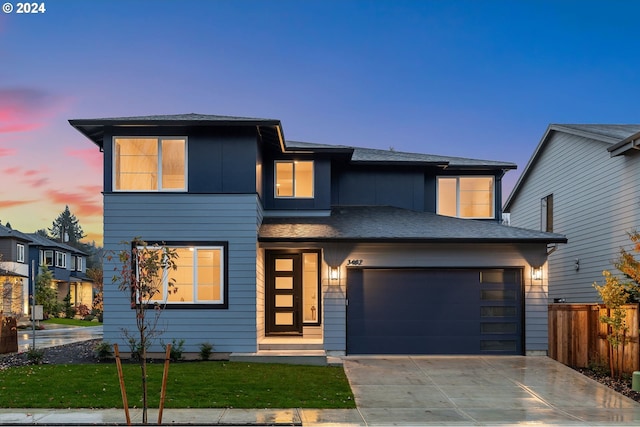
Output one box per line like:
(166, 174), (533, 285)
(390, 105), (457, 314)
(346, 268), (523, 355)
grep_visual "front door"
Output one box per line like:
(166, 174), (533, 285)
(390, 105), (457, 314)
(265, 251), (303, 335)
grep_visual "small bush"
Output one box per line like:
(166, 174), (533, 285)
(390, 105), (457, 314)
(199, 342), (213, 361)
(75, 304), (91, 317)
(94, 341), (113, 361)
(26, 346), (45, 365)
(161, 339), (185, 362)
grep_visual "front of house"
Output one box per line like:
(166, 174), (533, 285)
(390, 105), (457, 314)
(71, 114), (565, 359)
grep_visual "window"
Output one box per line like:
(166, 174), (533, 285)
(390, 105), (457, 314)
(114, 137), (186, 191)
(41, 250), (53, 267)
(55, 251), (67, 268)
(437, 176), (494, 219)
(275, 160), (313, 198)
(145, 243), (227, 307)
(76, 256), (83, 271)
(541, 194), (553, 232)
(16, 244), (25, 263)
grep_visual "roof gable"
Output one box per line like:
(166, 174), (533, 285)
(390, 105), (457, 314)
(504, 124), (640, 210)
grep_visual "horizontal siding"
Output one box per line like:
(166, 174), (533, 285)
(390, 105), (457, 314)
(103, 193), (259, 353)
(508, 132), (640, 303)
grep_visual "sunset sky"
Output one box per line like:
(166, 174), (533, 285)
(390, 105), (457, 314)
(2, 0), (640, 246)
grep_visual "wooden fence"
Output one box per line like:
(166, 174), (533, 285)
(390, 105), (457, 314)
(548, 303), (639, 374)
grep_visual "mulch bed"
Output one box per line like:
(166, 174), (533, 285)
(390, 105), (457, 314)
(575, 367), (640, 403)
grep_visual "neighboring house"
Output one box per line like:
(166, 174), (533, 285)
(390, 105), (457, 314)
(0, 224), (31, 316)
(504, 124), (640, 303)
(26, 233), (93, 310)
(70, 113), (565, 358)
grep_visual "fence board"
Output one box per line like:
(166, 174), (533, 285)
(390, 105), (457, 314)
(548, 303), (639, 374)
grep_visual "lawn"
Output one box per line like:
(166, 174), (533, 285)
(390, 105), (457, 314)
(0, 362), (355, 409)
(42, 318), (102, 327)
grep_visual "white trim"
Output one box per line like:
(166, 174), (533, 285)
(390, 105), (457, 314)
(16, 243), (25, 263)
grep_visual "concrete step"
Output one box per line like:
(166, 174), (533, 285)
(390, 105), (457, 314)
(258, 341), (324, 351)
(230, 350), (327, 366)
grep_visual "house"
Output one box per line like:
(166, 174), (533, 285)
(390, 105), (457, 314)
(0, 224), (31, 316)
(504, 124), (640, 303)
(70, 113), (565, 359)
(26, 233), (93, 311)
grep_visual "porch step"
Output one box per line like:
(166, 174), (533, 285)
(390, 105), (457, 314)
(259, 341), (324, 351)
(230, 350), (327, 366)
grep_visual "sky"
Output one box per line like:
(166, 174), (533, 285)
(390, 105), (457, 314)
(2, 0), (640, 246)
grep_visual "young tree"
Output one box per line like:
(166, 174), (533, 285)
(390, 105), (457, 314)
(35, 266), (58, 318)
(110, 238), (178, 424)
(49, 205), (86, 244)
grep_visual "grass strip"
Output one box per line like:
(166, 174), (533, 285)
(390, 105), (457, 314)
(0, 361), (355, 409)
(41, 318), (102, 327)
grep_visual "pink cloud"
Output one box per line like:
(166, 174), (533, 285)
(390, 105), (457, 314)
(3, 167), (19, 175)
(0, 88), (67, 133)
(26, 177), (49, 188)
(64, 148), (103, 170)
(0, 200), (36, 208)
(47, 189), (102, 218)
(0, 148), (16, 157)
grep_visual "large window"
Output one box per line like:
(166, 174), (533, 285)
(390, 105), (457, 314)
(146, 244), (227, 307)
(114, 137), (186, 191)
(55, 251), (67, 268)
(41, 250), (53, 267)
(275, 160), (313, 198)
(437, 176), (494, 219)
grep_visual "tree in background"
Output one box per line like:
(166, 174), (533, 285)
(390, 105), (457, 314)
(109, 238), (179, 424)
(49, 205), (86, 244)
(87, 267), (103, 321)
(35, 266), (58, 318)
(34, 229), (49, 238)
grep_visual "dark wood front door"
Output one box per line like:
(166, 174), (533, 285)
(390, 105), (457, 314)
(265, 251), (303, 335)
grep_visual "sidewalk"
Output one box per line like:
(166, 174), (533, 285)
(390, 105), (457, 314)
(0, 407), (365, 425)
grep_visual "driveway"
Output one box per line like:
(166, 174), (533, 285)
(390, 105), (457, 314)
(342, 356), (640, 425)
(17, 324), (103, 352)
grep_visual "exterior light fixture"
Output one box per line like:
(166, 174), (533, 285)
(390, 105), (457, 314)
(532, 266), (543, 281)
(330, 266), (340, 281)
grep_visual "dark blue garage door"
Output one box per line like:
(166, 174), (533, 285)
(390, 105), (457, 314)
(346, 268), (523, 355)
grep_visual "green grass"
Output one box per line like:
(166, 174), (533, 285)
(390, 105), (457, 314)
(0, 362), (355, 409)
(42, 318), (101, 327)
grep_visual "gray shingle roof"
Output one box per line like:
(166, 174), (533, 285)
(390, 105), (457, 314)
(0, 224), (32, 242)
(259, 206), (566, 243)
(286, 141), (516, 169)
(553, 124), (640, 143)
(26, 233), (87, 255)
(71, 113), (280, 124)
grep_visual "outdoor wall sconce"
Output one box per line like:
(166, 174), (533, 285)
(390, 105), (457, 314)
(575, 259), (580, 271)
(532, 266), (543, 281)
(329, 266), (340, 281)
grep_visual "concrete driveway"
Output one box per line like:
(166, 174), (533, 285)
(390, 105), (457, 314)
(342, 355), (640, 426)
(17, 324), (103, 351)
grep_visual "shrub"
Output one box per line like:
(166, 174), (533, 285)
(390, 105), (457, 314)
(161, 338), (185, 362)
(26, 346), (45, 365)
(93, 341), (113, 361)
(199, 342), (213, 361)
(75, 304), (91, 317)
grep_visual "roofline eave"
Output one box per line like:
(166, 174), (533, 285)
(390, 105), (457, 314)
(258, 237), (568, 244)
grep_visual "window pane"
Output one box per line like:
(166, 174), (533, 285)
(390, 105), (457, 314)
(168, 248), (194, 303)
(481, 306), (516, 317)
(459, 177), (493, 218)
(115, 138), (158, 190)
(161, 139), (185, 189)
(276, 162), (294, 197)
(295, 161), (314, 197)
(197, 249), (221, 301)
(275, 259), (293, 271)
(437, 177), (457, 217)
(303, 252), (318, 323)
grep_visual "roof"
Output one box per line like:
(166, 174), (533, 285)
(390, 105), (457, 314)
(0, 224), (32, 242)
(69, 113), (284, 149)
(286, 141), (517, 170)
(259, 206), (567, 243)
(26, 233), (87, 255)
(504, 124), (640, 210)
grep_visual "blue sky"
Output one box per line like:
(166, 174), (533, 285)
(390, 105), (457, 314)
(1, 0), (639, 244)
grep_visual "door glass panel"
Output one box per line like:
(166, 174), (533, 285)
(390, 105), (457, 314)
(275, 312), (294, 325)
(275, 295), (293, 307)
(275, 277), (293, 289)
(481, 340), (517, 351)
(480, 290), (517, 300)
(481, 306), (516, 317)
(481, 322), (517, 334)
(275, 259), (293, 271)
(302, 252), (318, 323)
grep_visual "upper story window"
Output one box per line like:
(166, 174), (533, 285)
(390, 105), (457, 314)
(76, 256), (83, 272)
(275, 160), (314, 198)
(114, 137), (186, 191)
(41, 250), (53, 267)
(541, 194), (553, 232)
(437, 176), (495, 219)
(146, 244), (227, 307)
(16, 243), (25, 263)
(55, 251), (67, 268)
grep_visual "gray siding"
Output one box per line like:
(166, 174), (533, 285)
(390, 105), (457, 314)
(508, 132), (640, 303)
(103, 193), (260, 353)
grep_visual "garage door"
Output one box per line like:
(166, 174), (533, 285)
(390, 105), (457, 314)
(346, 268), (523, 355)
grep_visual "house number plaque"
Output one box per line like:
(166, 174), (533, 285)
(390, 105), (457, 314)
(347, 259), (363, 266)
